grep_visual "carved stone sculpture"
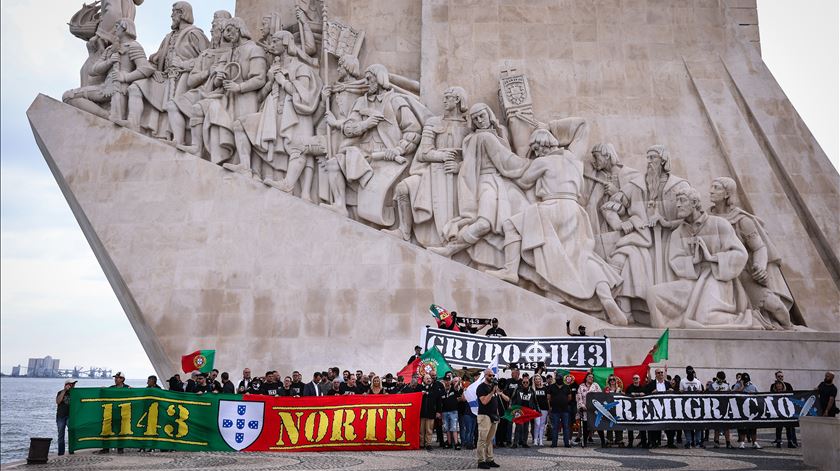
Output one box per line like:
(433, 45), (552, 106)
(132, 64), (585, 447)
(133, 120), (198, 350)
(647, 187), (754, 328)
(323, 64), (423, 224)
(428, 103), (531, 270)
(166, 10), (232, 149)
(584, 144), (652, 317)
(96, 0), (145, 44)
(225, 30), (321, 199)
(178, 18), (267, 165)
(709, 177), (800, 330)
(122, 2), (209, 138)
(486, 123), (627, 325)
(382, 87), (470, 245)
(63, 18), (154, 124)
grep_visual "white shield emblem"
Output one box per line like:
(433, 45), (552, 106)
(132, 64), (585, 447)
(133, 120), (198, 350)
(218, 400), (264, 451)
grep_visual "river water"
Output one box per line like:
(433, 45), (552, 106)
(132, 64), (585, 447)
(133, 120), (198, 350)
(0, 377), (148, 464)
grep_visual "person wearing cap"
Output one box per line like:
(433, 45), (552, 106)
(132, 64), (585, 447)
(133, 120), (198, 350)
(565, 320), (587, 336)
(736, 373), (761, 449)
(407, 345), (423, 365)
(97, 373), (130, 454)
(56, 379), (77, 455)
(383, 373), (400, 394)
(485, 318), (507, 337)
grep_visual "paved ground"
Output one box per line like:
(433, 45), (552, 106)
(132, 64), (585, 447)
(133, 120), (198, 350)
(4, 433), (813, 470)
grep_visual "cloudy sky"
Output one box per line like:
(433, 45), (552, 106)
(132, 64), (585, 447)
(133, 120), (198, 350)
(1, 1), (837, 379)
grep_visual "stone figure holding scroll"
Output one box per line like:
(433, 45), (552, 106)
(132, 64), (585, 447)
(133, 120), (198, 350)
(647, 187), (753, 328)
(323, 64), (422, 224)
(178, 18), (267, 165)
(123, 2), (209, 137)
(428, 103), (531, 270)
(709, 177), (799, 330)
(166, 10), (232, 148)
(383, 87), (470, 246)
(585, 143), (651, 317)
(225, 31), (321, 195)
(486, 123), (627, 326)
(63, 18), (154, 124)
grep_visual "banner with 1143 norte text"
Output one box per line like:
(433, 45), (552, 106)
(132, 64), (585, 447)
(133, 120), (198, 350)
(70, 388), (421, 452)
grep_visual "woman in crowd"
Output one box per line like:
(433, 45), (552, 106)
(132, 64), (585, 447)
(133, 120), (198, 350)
(576, 373), (606, 448)
(604, 375), (624, 447)
(368, 375), (385, 394)
(326, 379), (342, 395)
(532, 375), (549, 446)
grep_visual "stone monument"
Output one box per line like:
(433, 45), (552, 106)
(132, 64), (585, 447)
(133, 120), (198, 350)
(29, 0), (839, 388)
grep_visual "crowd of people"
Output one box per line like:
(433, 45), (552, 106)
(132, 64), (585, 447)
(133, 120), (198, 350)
(56, 358), (838, 466)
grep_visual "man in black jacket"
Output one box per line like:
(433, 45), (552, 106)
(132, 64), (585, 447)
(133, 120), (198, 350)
(419, 374), (442, 451)
(440, 376), (462, 449)
(303, 372), (324, 396)
(624, 374), (647, 448)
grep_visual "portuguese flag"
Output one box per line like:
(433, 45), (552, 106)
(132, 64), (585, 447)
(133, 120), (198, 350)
(181, 349), (215, 374)
(556, 368), (589, 385)
(503, 405), (541, 424)
(429, 304), (460, 331)
(398, 346), (454, 380)
(643, 328), (669, 364)
(591, 359), (653, 390)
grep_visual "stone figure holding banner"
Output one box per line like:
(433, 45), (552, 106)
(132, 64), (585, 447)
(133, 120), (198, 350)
(486, 122), (627, 326)
(709, 177), (799, 330)
(647, 187), (753, 328)
(383, 87), (471, 246)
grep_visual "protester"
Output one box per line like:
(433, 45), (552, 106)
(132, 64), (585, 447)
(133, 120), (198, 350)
(304, 372), (323, 396)
(290, 371), (306, 397)
(817, 371), (837, 417)
(419, 374), (442, 451)
(604, 375), (624, 447)
(476, 368), (505, 469)
(407, 346), (423, 365)
(96, 372), (129, 454)
(624, 374), (647, 448)
(237, 368), (253, 393)
(460, 375), (478, 450)
(647, 368), (675, 448)
(737, 373), (761, 449)
(577, 373), (606, 448)
(680, 366), (704, 448)
(280, 376), (293, 396)
(769, 371), (797, 448)
(369, 376), (386, 395)
(547, 373), (573, 447)
(326, 379), (342, 395)
(220, 372), (235, 393)
(532, 375), (549, 446)
(440, 376), (462, 449)
(167, 374), (184, 392)
(146, 375), (162, 389)
(260, 371), (281, 396)
(710, 371), (733, 449)
(511, 375), (538, 448)
(56, 379), (76, 456)
(208, 369), (222, 392)
(496, 368), (520, 447)
(383, 373), (400, 394)
(485, 318), (507, 337)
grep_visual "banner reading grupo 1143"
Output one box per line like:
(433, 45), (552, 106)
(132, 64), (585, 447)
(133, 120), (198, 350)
(585, 391), (820, 431)
(69, 388), (421, 452)
(422, 327), (611, 369)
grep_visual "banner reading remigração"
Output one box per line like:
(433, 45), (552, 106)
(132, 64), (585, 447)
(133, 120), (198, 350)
(586, 391), (820, 431)
(422, 327), (611, 369)
(70, 388), (421, 452)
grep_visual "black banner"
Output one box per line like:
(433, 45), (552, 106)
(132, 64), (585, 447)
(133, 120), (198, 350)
(457, 317), (493, 326)
(422, 327), (611, 370)
(586, 391), (819, 430)
(507, 362), (546, 371)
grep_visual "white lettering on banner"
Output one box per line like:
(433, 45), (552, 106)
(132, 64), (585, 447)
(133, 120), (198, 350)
(762, 397), (777, 419)
(502, 344), (520, 363)
(465, 341), (478, 361)
(778, 398), (795, 418)
(651, 398), (664, 420)
(743, 397), (758, 420)
(709, 398), (722, 419)
(587, 345), (604, 366)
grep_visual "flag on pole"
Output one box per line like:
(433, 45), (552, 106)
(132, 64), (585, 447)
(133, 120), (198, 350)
(556, 368), (589, 385)
(428, 304), (460, 331)
(465, 355), (500, 415)
(181, 350), (215, 374)
(503, 405), (541, 424)
(397, 346), (454, 380)
(644, 328), (670, 363)
(591, 362), (652, 390)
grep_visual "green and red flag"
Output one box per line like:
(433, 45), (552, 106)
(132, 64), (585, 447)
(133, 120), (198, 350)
(181, 349), (215, 374)
(643, 329), (669, 364)
(591, 362), (651, 390)
(556, 368), (589, 385)
(503, 405), (541, 424)
(428, 304), (460, 331)
(398, 346), (454, 380)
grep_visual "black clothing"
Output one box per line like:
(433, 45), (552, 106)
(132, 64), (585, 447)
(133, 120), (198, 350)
(260, 381), (282, 396)
(221, 381), (235, 394)
(383, 381), (401, 395)
(289, 381), (306, 397)
(501, 378), (519, 407)
(625, 384), (647, 397)
(167, 378), (184, 391)
(184, 379), (197, 393)
(407, 354), (421, 365)
(511, 387), (538, 410)
(476, 382), (500, 420)
(237, 379), (258, 394)
(645, 380), (673, 394)
(209, 380), (222, 393)
(546, 383), (571, 414)
(278, 387), (293, 397)
(367, 388), (386, 394)
(326, 388), (342, 396)
(486, 327), (507, 337)
(817, 381), (838, 416)
(192, 383), (213, 394)
(339, 383), (364, 395)
(534, 386), (549, 411)
(303, 381), (322, 396)
(441, 386), (462, 412)
(420, 383), (442, 419)
(56, 390), (71, 418)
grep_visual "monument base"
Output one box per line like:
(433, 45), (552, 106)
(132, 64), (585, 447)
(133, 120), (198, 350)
(598, 328), (840, 390)
(800, 417), (840, 471)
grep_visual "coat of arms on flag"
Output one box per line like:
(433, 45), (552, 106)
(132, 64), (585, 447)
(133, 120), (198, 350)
(218, 400), (264, 451)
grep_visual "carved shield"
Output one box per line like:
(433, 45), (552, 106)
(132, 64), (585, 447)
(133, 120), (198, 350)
(506, 83), (526, 105)
(218, 400), (264, 451)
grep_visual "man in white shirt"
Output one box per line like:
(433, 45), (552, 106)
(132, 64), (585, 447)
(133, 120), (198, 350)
(709, 371), (733, 448)
(679, 366), (704, 448)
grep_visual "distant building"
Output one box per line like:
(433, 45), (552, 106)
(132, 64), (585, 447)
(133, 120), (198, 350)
(11, 366), (21, 376)
(27, 356), (60, 377)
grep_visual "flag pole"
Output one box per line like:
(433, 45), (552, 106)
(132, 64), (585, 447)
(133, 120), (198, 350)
(321, 0), (333, 162)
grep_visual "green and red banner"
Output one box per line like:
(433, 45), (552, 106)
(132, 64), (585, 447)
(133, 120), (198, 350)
(70, 388), (422, 453)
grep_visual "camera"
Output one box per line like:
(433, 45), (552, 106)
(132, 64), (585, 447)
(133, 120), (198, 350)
(490, 377), (499, 386)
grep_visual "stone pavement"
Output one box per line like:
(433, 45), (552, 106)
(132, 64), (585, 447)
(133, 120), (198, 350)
(3, 438), (813, 471)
